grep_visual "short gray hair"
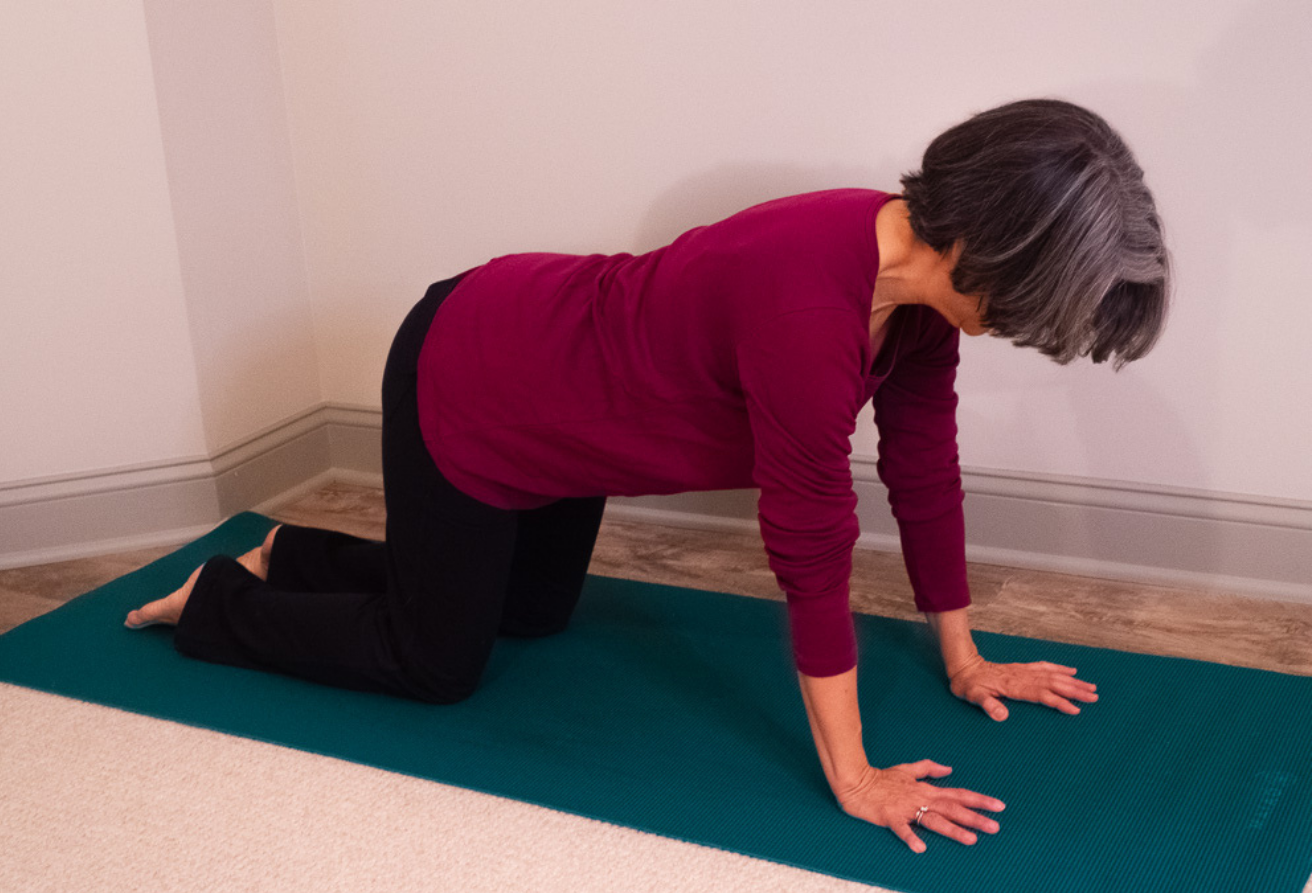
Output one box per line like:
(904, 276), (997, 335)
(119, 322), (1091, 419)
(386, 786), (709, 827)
(900, 99), (1171, 367)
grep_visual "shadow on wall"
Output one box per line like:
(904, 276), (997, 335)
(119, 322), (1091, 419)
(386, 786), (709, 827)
(631, 160), (894, 253)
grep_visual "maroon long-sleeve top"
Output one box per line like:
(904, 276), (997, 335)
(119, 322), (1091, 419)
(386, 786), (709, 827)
(417, 190), (970, 677)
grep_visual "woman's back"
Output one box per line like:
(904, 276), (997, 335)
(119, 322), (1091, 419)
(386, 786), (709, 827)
(417, 189), (893, 509)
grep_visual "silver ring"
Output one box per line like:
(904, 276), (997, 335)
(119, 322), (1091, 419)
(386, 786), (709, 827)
(913, 805), (930, 826)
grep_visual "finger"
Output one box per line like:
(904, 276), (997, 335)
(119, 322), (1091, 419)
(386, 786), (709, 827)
(1050, 671), (1097, 690)
(919, 810), (978, 846)
(1040, 691), (1082, 715)
(1053, 678), (1099, 702)
(935, 802), (1002, 835)
(904, 760), (953, 780)
(941, 787), (1006, 813)
(976, 694), (1009, 722)
(1037, 662), (1079, 675)
(890, 822), (927, 854)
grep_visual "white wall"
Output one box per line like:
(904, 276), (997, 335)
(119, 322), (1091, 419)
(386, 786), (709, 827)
(1, 1), (208, 482)
(1, 0), (320, 493)
(4, 1), (1309, 516)
(274, 0), (1312, 504)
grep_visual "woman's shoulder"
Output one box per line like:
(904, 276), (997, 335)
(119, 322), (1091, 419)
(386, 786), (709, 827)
(725, 188), (892, 224)
(670, 189), (892, 288)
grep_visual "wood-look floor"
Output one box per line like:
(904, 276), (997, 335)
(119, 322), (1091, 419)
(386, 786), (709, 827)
(3, 482), (1310, 677)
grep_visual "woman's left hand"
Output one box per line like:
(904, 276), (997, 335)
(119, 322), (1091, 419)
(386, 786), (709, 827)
(948, 655), (1098, 721)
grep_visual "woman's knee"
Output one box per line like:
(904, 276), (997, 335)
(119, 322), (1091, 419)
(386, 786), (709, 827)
(399, 643), (492, 704)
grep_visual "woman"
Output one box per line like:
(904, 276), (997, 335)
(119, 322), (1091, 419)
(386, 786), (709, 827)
(127, 98), (1169, 853)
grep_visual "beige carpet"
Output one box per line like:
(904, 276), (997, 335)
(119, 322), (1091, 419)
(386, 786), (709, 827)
(0, 682), (880, 892)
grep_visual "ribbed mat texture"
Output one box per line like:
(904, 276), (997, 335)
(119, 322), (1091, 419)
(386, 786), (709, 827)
(1, 513), (1309, 893)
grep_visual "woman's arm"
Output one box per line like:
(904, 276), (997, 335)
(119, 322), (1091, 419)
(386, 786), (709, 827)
(735, 310), (1005, 849)
(925, 606), (1099, 720)
(872, 312), (1098, 718)
(797, 667), (1004, 852)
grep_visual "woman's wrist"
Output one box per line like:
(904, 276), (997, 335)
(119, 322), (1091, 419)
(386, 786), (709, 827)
(924, 607), (981, 678)
(797, 668), (873, 794)
(831, 762), (882, 808)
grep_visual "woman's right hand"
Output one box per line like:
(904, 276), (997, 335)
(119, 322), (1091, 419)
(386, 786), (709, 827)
(833, 760), (1005, 853)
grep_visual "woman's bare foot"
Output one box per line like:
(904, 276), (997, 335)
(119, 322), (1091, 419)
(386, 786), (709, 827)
(125, 564), (202, 629)
(236, 525), (281, 580)
(124, 527), (280, 630)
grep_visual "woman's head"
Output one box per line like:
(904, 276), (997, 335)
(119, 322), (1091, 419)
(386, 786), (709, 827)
(900, 98), (1171, 367)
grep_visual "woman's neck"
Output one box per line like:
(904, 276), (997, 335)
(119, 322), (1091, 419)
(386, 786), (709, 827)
(870, 198), (969, 339)
(870, 200), (927, 343)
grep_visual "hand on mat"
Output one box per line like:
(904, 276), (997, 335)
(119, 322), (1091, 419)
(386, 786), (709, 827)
(949, 655), (1098, 721)
(836, 760), (1003, 853)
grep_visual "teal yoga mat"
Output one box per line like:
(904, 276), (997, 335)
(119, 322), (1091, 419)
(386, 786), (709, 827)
(2, 513), (1310, 893)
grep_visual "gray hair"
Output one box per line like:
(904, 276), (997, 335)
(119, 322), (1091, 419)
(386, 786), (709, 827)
(900, 99), (1171, 367)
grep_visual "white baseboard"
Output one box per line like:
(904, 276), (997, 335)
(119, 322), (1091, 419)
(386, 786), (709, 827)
(0, 523), (222, 573)
(3, 406), (1309, 605)
(605, 499), (1311, 602)
(0, 404), (379, 571)
(608, 457), (1312, 604)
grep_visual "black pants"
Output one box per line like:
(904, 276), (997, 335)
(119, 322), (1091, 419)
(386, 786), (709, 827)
(175, 276), (607, 703)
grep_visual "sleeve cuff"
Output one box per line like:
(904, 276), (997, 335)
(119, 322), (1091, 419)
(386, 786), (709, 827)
(899, 510), (971, 613)
(787, 585), (858, 677)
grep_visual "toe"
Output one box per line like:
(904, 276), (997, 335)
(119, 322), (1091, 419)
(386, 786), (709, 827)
(124, 565), (201, 629)
(125, 597), (173, 629)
